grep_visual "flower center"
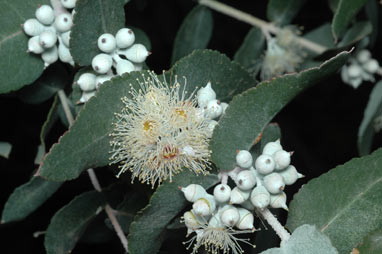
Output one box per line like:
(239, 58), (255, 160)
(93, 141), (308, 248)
(162, 145), (179, 160)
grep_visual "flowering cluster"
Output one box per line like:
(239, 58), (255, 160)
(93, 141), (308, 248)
(341, 49), (380, 89)
(180, 140), (303, 254)
(109, 72), (227, 187)
(76, 29), (151, 103)
(23, 2), (75, 67)
(260, 28), (304, 80)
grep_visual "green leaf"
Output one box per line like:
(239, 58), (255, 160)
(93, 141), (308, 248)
(331, 0), (368, 41)
(0, 0), (49, 94)
(266, 0), (306, 26)
(210, 50), (351, 171)
(131, 26), (152, 51)
(337, 21), (372, 48)
(286, 148), (382, 254)
(365, 0), (379, 47)
(39, 50), (256, 181)
(260, 224), (338, 254)
(1, 177), (62, 223)
(44, 191), (106, 254)
(250, 123), (281, 160)
(303, 23), (336, 49)
(171, 5), (213, 64)
(70, 0), (126, 66)
(233, 27), (265, 73)
(358, 81), (382, 155)
(40, 96), (60, 151)
(355, 228), (382, 253)
(0, 142), (12, 159)
(128, 171), (219, 254)
(17, 63), (69, 104)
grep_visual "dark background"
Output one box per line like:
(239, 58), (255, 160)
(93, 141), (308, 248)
(1, 0), (381, 253)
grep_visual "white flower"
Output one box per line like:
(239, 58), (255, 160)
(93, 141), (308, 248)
(109, 72), (212, 187)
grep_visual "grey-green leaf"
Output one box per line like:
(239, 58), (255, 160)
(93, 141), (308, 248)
(286, 148), (382, 254)
(303, 23), (335, 50)
(355, 228), (382, 254)
(70, 0), (126, 66)
(171, 5), (213, 65)
(0, 0), (49, 93)
(128, 171), (219, 254)
(234, 27), (265, 73)
(260, 224), (338, 254)
(331, 0), (368, 41)
(337, 21), (372, 48)
(358, 81), (382, 155)
(266, 0), (306, 26)
(0, 142), (12, 159)
(1, 177), (62, 223)
(210, 50), (351, 171)
(44, 191), (106, 254)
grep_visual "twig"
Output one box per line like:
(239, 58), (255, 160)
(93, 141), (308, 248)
(50, 0), (69, 16)
(198, 0), (327, 54)
(57, 89), (129, 253)
(256, 208), (291, 246)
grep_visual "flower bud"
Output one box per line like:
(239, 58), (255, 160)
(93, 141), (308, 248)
(229, 186), (250, 205)
(54, 13), (73, 32)
(250, 185), (270, 209)
(77, 73), (97, 91)
(92, 53), (113, 74)
(39, 30), (57, 48)
(58, 43), (74, 65)
(95, 74), (113, 88)
(263, 173), (285, 194)
(115, 28), (135, 48)
(133, 63), (143, 71)
(236, 208), (254, 230)
(363, 59), (379, 74)
(60, 0), (77, 9)
(255, 154), (275, 175)
(61, 31), (71, 47)
(35, 5), (54, 25)
(213, 184), (231, 203)
(119, 44), (150, 63)
(279, 165), (302, 185)
(262, 140), (282, 156)
(209, 213), (223, 228)
(98, 33), (117, 53)
(23, 19), (44, 36)
(116, 59), (135, 75)
(220, 206), (240, 227)
(221, 102), (229, 114)
(28, 36), (44, 54)
(236, 170), (256, 191)
(180, 184), (207, 202)
(197, 82), (216, 108)
(205, 99), (223, 119)
(347, 64), (362, 78)
(192, 194), (216, 216)
(236, 150), (253, 169)
(79, 90), (96, 103)
(41, 45), (58, 67)
(183, 210), (202, 230)
(356, 49), (371, 64)
(273, 150), (291, 170)
(270, 192), (288, 211)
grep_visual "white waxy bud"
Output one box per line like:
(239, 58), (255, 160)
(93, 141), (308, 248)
(209, 213), (223, 228)
(263, 173), (285, 194)
(192, 194), (216, 216)
(205, 99), (223, 119)
(28, 36), (44, 54)
(133, 63), (143, 71)
(220, 206), (240, 227)
(116, 59), (135, 75)
(77, 73), (97, 91)
(183, 211), (201, 230)
(115, 28), (135, 48)
(23, 19), (44, 36)
(363, 59), (379, 74)
(262, 140), (282, 156)
(39, 30), (57, 48)
(54, 13), (73, 32)
(236, 170), (256, 191)
(58, 43), (74, 64)
(119, 44), (150, 63)
(270, 192), (288, 211)
(347, 64), (362, 78)
(221, 102), (229, 114)
(250, 184), (270, 209)
(207, 120), (218, 137)
(95, 74), (113, 89)
(236, 150), (253, 169)
(356, 49), (371, 64)
(35, 5), (54, 25)
(213, 184), (231, 203)
(274, 150), (291, 170)
(236, 208), (254, 230)
(255, 154), (275, 175)
(240, 200), (255, 211)
(61, 31), (71, 47)
(60, 0), (77, 9)
(180, 184), (207, 202)
(92, 53), (113, 74)
(229, 186), (250, 205)
(279, 165), (301, 185)
(41, 46), (58, 67)
(98, 33), (117, 53)
(80, 90), (96, 103)
(197, 82), (216, 108)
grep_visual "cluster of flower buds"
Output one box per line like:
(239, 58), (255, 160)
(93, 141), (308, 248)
(23, 2), (75, 67)
(76, 28), (151, 103)
(341, 49), (380, 89)
(196, 82), (228, 137)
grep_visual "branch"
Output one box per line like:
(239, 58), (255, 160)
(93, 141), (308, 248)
(256, 208), (291, 246)
(57, 89), (129, 253)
